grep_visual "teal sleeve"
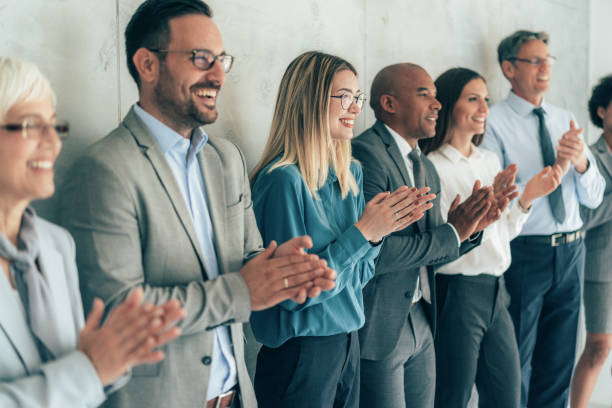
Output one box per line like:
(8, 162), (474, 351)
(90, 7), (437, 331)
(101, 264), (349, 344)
(252, 166), (377, 311)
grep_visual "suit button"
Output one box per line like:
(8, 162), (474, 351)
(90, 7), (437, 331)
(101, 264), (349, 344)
(405, 292), (412, 298)
(201, 356), (212, 365)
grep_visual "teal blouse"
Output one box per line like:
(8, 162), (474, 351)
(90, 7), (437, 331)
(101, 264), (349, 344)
(250, 159), (380, 347)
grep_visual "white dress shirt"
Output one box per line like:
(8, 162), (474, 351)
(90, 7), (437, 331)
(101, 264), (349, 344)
(428, 143), (530, 276)
(385, 125), (460, 300)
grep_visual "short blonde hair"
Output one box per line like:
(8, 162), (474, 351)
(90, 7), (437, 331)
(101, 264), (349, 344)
(0, 57), (55, 122)
(251, 51), (359, 198)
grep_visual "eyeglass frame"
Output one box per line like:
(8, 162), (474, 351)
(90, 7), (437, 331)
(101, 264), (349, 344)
(148, 48), (235, 73)
(0, 119), (70, 141)
(507, 55), (557, 66)
(330, 92), (367, 110)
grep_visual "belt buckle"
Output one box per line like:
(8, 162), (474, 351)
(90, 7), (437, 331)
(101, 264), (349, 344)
(215, 389), (234, 408)
(551, 233), (563, 247)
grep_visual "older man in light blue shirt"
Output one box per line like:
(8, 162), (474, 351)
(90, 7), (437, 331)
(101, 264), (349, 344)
(482, 30), (604, 408)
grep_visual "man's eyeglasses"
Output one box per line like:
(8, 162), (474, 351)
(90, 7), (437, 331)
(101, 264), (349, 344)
(0, 120), (69, 141)
(331, 92), (366, 110)
(508, 56), (557, 66)
(149, 49), (234, 73)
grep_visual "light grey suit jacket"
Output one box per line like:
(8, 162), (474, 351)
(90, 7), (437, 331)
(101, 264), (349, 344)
(352, 120), (481, 360)
(0, 217), (105, 408)
(59, 107), (262, 407)
(581, 135), (612, 282)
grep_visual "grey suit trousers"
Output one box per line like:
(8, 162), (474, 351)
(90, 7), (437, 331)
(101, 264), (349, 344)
(360, 302), (435, 408)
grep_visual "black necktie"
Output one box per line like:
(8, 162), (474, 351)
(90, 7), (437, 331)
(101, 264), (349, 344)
(533, 107), (565, 223)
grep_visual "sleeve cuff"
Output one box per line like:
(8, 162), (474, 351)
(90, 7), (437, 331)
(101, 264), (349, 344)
(446, 223), (461, 247)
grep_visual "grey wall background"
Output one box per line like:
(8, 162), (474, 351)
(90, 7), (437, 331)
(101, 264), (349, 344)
(1, 0), (610, 405)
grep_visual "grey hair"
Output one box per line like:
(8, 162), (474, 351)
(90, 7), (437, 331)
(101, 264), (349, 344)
(497, 30), (550, 65)
(0, 57), (56, 122)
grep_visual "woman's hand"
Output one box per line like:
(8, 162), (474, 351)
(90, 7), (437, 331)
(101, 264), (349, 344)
(355, 186), (435, 243)
(78, 287), (184, 386)
(519, 164), (564, 210)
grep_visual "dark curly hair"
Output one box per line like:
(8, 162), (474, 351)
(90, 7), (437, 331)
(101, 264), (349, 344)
(588, 75), (612, 128)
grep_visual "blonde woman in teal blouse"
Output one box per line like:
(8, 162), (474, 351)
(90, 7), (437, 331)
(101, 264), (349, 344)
(249, 51), (434, 408)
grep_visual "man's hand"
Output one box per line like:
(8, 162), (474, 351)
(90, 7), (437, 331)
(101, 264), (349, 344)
(78, 288), (184, 386)
(239, 240), (336, 311)
(556, 120), (588, 174)
(447, 180), (492, 241)
(519, 164), (564, 209)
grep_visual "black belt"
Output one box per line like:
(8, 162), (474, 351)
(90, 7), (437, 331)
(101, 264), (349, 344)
(515, 230), (583, 247)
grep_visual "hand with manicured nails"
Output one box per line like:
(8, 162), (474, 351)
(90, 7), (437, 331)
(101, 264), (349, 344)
(78, 287), (184, 386)
(556, 120), (588, 174)
(519, 164), (564, 209)
(240, 238), (336, 310)
(355, 186), (435, 243)
(492, 164), (520, 211)
(447, 180), (492, 241)
(273, 235), (337, 299)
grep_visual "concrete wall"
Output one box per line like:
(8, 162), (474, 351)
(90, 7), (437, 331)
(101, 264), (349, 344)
(1, 0), (609, 405)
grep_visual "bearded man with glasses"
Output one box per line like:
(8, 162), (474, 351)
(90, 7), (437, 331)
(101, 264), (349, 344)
(481, 30), (605, 408)
(59, 1), (336, 407)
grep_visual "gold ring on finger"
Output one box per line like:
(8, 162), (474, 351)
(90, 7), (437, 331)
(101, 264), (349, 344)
(284, 278), (289, 289)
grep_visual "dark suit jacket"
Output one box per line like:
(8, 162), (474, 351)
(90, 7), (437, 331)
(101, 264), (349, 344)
(352, 120), (480, 360)
(581, 135), (612, 283)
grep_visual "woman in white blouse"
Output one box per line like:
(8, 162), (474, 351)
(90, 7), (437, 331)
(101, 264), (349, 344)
(419, 67), (564, 408)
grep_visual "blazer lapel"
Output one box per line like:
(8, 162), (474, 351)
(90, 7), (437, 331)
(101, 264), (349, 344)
(37, 242), (79, 355)
(198, 141), (228, 274)
(594, 136), (612, 181)
(123, 108), (207, 275)
(0, 273), (40, 374)
(374, 121), (412, 187)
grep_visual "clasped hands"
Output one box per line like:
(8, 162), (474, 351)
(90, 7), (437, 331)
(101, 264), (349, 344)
(447, 164), (519, 242)
(78, 287), (185, 386)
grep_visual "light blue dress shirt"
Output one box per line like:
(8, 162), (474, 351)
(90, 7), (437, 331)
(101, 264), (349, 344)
(134, 104), (236, 399)
(482, 91), (604, 235)
(250, 158), (380, 347)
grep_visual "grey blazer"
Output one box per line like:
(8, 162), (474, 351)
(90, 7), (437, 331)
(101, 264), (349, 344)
(0, 217), (106, 408)
(352, 120), (481, 360)
(580, 135), (612, 282)
(59, 107), (262, 408)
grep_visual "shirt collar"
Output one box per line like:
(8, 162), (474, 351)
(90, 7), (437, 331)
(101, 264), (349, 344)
(438, 142), (483, 164)
(384, 123), (420, 157)
(133, 103), (209, 158)
(506, 90), (550, 118)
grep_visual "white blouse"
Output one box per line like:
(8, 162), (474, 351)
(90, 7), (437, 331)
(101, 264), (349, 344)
(428, 143), (530, 277)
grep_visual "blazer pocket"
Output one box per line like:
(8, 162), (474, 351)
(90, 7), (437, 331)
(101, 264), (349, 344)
(227, 193), (244, 209)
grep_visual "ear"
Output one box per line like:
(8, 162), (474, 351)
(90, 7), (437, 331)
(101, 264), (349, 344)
(597, 106), (605, 120)
(501, 60), (515, 80)
(132, 48), (159, 84)
(380, 94), (396, 114)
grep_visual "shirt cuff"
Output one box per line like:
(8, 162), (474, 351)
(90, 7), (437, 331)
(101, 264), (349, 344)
(446, 223), (461, 247)
(577, 157), (598, 184)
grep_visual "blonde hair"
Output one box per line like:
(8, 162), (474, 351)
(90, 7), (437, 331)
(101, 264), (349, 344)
(0, 57), (55, 122)
(250, 51), (359, 198)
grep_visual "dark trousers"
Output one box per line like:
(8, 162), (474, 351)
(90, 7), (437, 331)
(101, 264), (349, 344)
(434, 273), (520, 408)
(254, 331), (360, 408)
(506, 237), (585, 408)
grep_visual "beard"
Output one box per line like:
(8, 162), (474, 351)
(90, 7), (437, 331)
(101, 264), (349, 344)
(153, 64), (219, 130)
